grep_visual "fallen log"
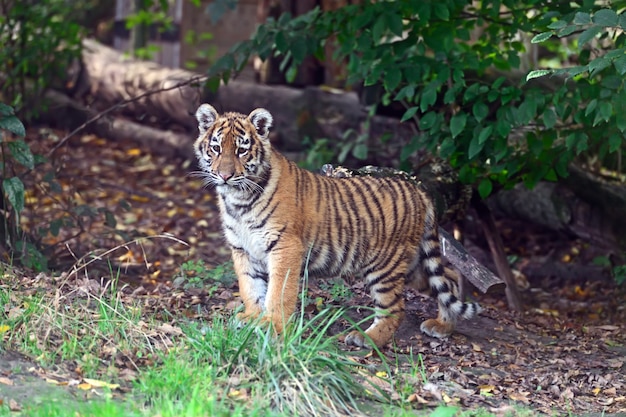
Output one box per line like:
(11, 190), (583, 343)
(39, 89), (193, 160)
(73, 39), (416, 164)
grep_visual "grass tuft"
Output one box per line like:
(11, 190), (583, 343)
(135, 306), (389, 417)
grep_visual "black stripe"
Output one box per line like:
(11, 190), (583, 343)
(251, 203), (278, 230)
(265, 225), (287, 252)
(374, 292), (403, 310)
(364, 255), (404, 291)
(251, 271), (269, 282)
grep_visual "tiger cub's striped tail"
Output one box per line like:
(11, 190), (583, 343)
(418, 204), (481, 338)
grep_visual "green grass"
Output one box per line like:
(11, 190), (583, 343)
(1, 261), (550, 417)
(0, 273), (160, 376)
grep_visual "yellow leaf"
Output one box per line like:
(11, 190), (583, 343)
(130, 195), (150, 203)
(509, 392), (530, 403)
(479, 385), (495, 396)
(0, 324), (10, 334)
(592, 387), (601, 395)
(78, 383), (92, 390)
(376, 371), (388, 378)
(127, 148), (142, 156)
(82, 378), (120, 390)
(442, 392), (452, 403)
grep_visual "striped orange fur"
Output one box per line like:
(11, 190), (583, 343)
(193, 104), (480, 348)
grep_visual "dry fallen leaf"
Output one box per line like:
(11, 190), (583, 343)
(508, 391), (530, 404)
(407, 393), (430, 404)
(8, 398), (21, 411)
(479, 384), (496, 394)
(0, 376), (13, 386)
(157, 323), (184, 336)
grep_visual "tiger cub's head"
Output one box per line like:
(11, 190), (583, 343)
(194, 104), (273, 193)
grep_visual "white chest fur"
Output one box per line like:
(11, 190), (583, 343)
(221, 211), (268, 261)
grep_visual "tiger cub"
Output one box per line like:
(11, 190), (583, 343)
(193, 104), (480, 348)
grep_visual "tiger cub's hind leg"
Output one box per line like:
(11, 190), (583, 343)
(345, 263), (407, 348)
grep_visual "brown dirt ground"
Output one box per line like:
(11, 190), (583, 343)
(3, 128), (625, 415)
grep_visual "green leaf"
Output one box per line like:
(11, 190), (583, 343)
(275, 31), (288, 52)
(478, 125), (493, 144)
(593, 101), (612, 126)
(585, 98), (598, 117)
(593, 9), (618, 27)
(531, 31), (553, 44)
(0, 114), (26, 137)
(542, 108), (557, 129)
(613, 55), (626, 75)
(104, 210), (117, 228)
(401, 106), (419, 122)
(432, 3), (449, 21)
(495, 117), (511, 138)
(450, 113), (467, 138)
(573, 12), (591, 25)
(49, 219), (62, 237)
(400, 136), (421, 161)
(291, 36), (307, 63)
(384, 67), (402, 92)
(3, 177), (25, 214)
(372, 13), (387, 40)
(205, 76), (221, 92)
(420, 84), (438, 112)
(608, 133), (623, 152)
(526, 69), (552, 81)
(7, 140), (34, 169)
(478, 178), (493, 198)
(578, 26), (602, 47)
(395, 85), (415, 102)
(617, 110), (626, 132)
(420, 112), (438, 130)
(387, 11), (404, 36)
(547, 20), (567, 30)
(468, 135), (485, 159)
(472, 102), (489, 122)
(0, 103), (13, 116)
(557, 25), (577, 37)
(588, 57), (611, 75)
(352, 143), (368, 160)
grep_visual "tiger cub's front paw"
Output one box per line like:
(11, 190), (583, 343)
(344, 330), (370, 348)
(235, 309), (262, 328)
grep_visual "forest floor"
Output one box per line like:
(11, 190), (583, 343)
(1, 128), (625, 416)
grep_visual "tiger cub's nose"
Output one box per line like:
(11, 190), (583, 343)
(219, 171), (233, 181)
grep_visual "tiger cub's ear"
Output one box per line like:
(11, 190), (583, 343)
(196, 104), (219, 135)
(248, 108), (273, 140)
